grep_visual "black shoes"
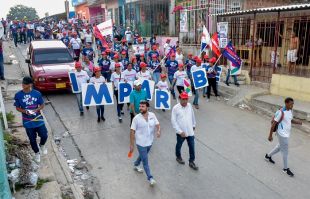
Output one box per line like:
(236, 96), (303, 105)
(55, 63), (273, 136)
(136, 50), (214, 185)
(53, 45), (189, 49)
(265, 154), (275, 164)
(97, 117), (100, 123)
(189, 162), (199, 170)
(86, 106), (89, 110)
(101, 116), (106, 121)
(225, 81), (230, 86)
(283, 168), (294, 177)
(176, 157), (185, 165)
(80, 112), (84, 116)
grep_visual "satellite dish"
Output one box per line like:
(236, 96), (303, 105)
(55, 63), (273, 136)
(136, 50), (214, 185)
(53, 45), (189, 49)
(0, 22), (4, 39)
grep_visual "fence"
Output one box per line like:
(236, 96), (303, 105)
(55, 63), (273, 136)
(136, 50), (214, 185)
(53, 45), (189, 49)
(0, 122), (12, 199)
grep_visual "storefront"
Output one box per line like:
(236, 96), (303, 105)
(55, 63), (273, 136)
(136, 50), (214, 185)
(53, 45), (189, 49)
(74, 2), (90, 22)
(124, 0), (171, 37)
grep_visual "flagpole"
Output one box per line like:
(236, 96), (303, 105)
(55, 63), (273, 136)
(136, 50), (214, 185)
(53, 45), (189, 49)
(214, 54), (223, 66)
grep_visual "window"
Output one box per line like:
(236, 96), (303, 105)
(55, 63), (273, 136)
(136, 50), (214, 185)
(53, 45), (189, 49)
(34, 49), (73, 65)
(256, 22), (284, 47)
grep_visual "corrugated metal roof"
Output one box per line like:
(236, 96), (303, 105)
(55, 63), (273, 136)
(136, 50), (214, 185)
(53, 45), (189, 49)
(211, 3), (310, 16)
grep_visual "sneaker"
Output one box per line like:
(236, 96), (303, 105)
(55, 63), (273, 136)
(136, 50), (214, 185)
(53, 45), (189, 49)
(34, 153), (41, 163)
(264, 154), (275, 164)
(189, 162), (199, 170)
(235, 83), (240, 87)
(225, 81), (230, 86)
(80, 112), (84, 116)
(194, 104), (199, 109)
(86, 106), (89, 110)
(176, 157), (185, 165)
(216, 96), (221, 101)
(283, 168), (294, 177)
(149, 178), (156, 186)
(162, 109), (166, 112)
(134, 166), (143, 173)
(97, 117), (100, 123)
(118, 117), (122, 123)
(101, 116), (106, 121)
(40, 145), (47, 155)
(121, 111), (124, 115)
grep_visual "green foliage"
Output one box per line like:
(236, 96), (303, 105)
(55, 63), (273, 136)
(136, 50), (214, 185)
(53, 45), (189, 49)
(6, 5), (39, 21)
(0, 111), (15, 123)
(35, 178), (50, 190)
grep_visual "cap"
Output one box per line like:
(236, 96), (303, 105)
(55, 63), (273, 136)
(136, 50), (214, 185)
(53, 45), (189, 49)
(152, 45), (157, 50)
(115, 63), (121, 68)
(134, 79), (142, 86)
(75, 61), (82, 68)
(193, 56), (199, 60)
(140, 62), (147, 68)
(121, 39), (126, 42)
(101, 51), (107, 55)
(166, 38), (171, 42)
(140, 54), (144, 57)
(105, 49), (111, 52)
(152, 54), (157, 58)
(94, 67), (101, 72)
(196, 58), (202, 64)
(188, 53), (193, 57)
(179, 91), (189, 99)
(178, 63), (184, 68)
(121, 51), (126, 55)
(204, 54), (209, 59)
(171, 53), (176, 57)
(209, 57), (217, 64)
(113, 54), (119, 59)
(131, 57), (137, 62)
(160, 73), (167, 78)
(22, 76), (33, 85)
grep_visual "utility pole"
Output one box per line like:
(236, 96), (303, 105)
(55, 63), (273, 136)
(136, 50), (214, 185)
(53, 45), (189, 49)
(65, 0), (69, 21)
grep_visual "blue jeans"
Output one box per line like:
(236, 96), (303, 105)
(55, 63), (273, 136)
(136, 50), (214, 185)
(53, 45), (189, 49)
(0, 54), (4, 78)
(96, 105), (104, 118)
(25, 124), (48, 153)
(152, 72), (160, 84)
(225, 69), (238, 84)
(102, 71), (111, 82)
(193, 89), (199, 105)
(168, 75), (176, 98)
(76, 93), (83, 112)
(175, 134), (195, 162)
(134, 145), (153, 180)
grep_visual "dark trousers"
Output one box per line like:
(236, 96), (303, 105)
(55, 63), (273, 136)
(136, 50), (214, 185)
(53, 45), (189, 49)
(114, 90), (124, 117)
(102, 71), (111, 82)
(175, 134), (195, 162)
(207, 78), (218, 99)
(176, 85), (184, 95)
(73, 49), (81, 61)
(20, 33), (26, 44)
(96, 105), (105, 118)
(13, 33), (18, 47)
(25, 124), (48, 153)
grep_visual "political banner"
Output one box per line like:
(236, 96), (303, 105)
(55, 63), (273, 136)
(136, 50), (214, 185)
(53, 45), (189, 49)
(118, 82), (133, 104)
(141, 80), (155, 100)
(180, 10), (188, 33)
(68, 71), (80, 93)
(217, 22), (228, 48)
(132, 44), (145, 55)
(183, 78), (192, 96)
(97, 19), (113, 36)
(229, 61), (242, 76)
(191, 68), (208, 89)
(154, 89), (171, 110)
(216, 66), (223, 82)
(82, 83), (114, 106)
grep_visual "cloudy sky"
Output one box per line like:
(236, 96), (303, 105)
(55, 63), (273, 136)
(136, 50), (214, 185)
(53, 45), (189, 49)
(1, 0), (74, 18)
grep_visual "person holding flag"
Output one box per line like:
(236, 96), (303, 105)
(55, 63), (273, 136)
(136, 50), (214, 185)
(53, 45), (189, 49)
(165, 53), (179, 99)
(191, 58), (203, 109)
(205, 57), (220, 102)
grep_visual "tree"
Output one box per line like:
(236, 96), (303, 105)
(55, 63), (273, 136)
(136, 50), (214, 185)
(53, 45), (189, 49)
(6, 5), (39, 21)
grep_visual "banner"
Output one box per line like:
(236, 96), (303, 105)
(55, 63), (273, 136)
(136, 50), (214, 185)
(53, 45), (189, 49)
(180, 10), (188, 33)
(141, 80), (155, 100)
(118, 82), (133, 104)
(132, 44), (145, 55)
(201, 25), (211, 52)
(217, 22), (228, 48)
(216, 66), (223, 82)
(211, 33), (221, 57)
(230, 61), (242, 76)
(82, 83), (114, 106)
(68, 71), (80, 93)
(97, 19), (113, 36)
(222, 41), (242, 71)
(183, 78), (192, 96)
(191, 68), (208, 89)
(154, 89), (171, 110)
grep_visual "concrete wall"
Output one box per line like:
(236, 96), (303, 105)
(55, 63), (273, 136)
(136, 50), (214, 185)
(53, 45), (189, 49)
(270, 74), (310, 102)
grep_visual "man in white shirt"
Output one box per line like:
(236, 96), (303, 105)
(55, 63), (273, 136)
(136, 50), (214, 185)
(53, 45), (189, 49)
(84, 29), (93, 45)
(74, 62), (89, 116)
(266, 97), (302, 177)
(70, 33), (82, 60)
(125, 27), (132, 43)
(130, 101), (161, 186)
(171, 91), (198, 170)
(164, 38), (172, 56)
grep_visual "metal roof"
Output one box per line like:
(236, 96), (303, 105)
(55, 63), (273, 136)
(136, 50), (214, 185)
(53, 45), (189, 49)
(211, 3), (310, 16)
(31, 40), (67, 49)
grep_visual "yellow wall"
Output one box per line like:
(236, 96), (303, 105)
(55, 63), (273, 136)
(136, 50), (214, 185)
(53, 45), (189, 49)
(270, 74), (310, 102)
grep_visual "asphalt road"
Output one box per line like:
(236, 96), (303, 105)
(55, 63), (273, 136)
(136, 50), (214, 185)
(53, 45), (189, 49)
(16, 43), (310, 199)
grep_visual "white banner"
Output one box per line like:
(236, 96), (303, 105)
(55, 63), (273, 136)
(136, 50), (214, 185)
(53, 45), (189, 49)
(180, 10), (188, 33)
(132, 44), (145, 55)
(82, 83), (114, 106)
(97, 19), (113, 36)
(217, 22), (228, 48)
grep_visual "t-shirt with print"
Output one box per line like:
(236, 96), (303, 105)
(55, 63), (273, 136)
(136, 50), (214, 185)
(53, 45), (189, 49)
(136, 70), (151, 80)
(14, 89), (45, 129)
(274, 108), (293, 137)
(70, 38), (81, 49)
(111, 72), (124, 90)
(82, 47), (94, 62)
(165, 60), (179, 76)
(75, 70), (90, 92)
(173, 70), (187, 86)
(122, 69), (137, 83)
(98, 58), (111, 72)
(156, 80), (169, 91)
(129, 90), (147, 114)
(89, 76), (106, 84)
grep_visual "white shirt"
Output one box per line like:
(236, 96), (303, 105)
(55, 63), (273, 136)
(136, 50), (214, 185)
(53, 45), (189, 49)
(125, 30), (132, 41)
(111, 72), (124, 90)
(84, 33), (92, 43)
(171, 103), (196, 137)
(136, 70), (151, 80)
(164, 43), (171, 55)
(122, 69), (137, 82)
(190, 65), (202, 73)
(131, 112), (159, 147)
(274, 108), (293, 137)
(70, 38), (82, 49)
(175, 52), (184, 64)
(110, 61), (124, 72)
(173, 70), (187, 86)
(89, 76), (106, 84)
(156, 80), (169, 91)
(75, 70), (90, 92)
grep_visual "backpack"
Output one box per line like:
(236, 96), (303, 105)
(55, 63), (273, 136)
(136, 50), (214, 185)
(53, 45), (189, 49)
(271, 109), (284, 132)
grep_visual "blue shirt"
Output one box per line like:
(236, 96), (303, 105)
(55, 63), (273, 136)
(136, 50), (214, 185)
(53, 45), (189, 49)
(98, 58), (111, 72)
(121, 58), (129, 69)
(14, 89), (45, 129)
(148, 51), (159, 60)
(82, 47), (94, 61)
(165, 60), (179, 76)
(185, 59), (196, 73)
(149, 60), (161, 73)
(205, 65), (218, 78)
(61, 36), (70, 46)
(130, 90), (147, 114)
(133, 63), (140, 72)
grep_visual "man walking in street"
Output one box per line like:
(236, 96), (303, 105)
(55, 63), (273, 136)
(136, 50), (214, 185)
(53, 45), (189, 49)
(171, 91), (198, 170)
(14, 77), (48, 163)
(130, 79), (147, 124)
(130, 101), (161, 186)
(265, 97), (302, 177)
(74, 61), (89, 116)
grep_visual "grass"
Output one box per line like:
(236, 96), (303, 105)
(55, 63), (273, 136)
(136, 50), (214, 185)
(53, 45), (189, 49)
(35, 178), (50, 190)
(0, 111), (15, 123)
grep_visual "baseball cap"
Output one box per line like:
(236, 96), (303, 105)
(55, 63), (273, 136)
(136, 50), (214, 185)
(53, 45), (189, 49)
(22, 76), (33, 85)
(179, 91), (189, 99)
(160, 73), (167, 78)
(204, 54), (209, 59)
(94, 67), (101, 72)
(209, 57), (217, 64)
(196, 58), (202, 64)
(115, 63), (121, 68)
(140, 62), (147, 68)
(75, 61), (82, 68)
(134, 79), (142, 86)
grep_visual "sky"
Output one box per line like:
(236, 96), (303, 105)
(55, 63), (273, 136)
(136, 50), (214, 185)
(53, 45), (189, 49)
(1, 0), (74, 19)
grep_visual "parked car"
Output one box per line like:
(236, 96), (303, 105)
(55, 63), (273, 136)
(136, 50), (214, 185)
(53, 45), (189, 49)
(25, 40), (75, 92)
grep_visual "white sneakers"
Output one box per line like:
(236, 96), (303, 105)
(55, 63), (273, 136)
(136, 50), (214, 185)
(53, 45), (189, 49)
(149, 178), (156, 186)
(40, 145), (48, 155)
(34, 153), (41, 163)
(134, 166), (143, 173)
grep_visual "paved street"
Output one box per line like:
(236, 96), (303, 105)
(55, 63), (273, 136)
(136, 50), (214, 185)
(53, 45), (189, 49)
(12, 44), (310, 199)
